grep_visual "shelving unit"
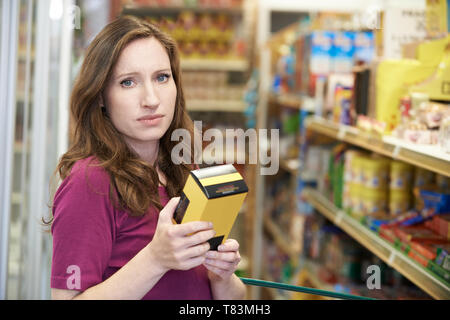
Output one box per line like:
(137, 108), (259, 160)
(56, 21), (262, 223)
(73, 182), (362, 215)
(251, 0), (450, 301)
(122, 4), (243, 16)
(181, 58), (248, 72)
(303, 188), (450, 300)
(305, 116), (450, 178)
(263, 215), (298, 263)
(186, 99), (246, 112)
(269, 93), (316, 112)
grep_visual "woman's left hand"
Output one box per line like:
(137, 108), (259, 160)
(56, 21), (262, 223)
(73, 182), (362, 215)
(203, 239), (241, 282)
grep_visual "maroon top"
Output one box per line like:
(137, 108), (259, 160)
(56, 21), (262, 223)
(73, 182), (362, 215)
(50, 156), (212, 299)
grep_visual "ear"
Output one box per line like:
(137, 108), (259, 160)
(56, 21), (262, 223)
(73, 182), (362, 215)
(99, 95), (105, 108)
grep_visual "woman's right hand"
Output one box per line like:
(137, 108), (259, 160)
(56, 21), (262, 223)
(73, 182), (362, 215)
(147, 197), (215, 274)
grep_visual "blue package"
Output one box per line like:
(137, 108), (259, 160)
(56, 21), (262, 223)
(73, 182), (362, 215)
(331, 31), (355, 73)
(354, 31), (375, 64)
(420, 189), (450, 214)
(310, 31), (334, 75)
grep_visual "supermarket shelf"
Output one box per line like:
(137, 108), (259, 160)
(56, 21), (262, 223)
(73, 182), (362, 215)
(263, 216), (298, 263)
(302, 260), (335, 295)
(305, 116), (450, 178)
(180, 58), (248, 71)
(122, 5), (243, 16)
(279, 158), (300, 175)
(186, 99), (245, 112)
(303, 188), (450, 300)
(269, 93), (316, 112)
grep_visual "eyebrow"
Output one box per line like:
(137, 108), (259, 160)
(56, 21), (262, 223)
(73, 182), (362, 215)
(114, 68), (172, 79)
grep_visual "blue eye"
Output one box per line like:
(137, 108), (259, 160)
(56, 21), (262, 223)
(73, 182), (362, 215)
(156, 73), (170, 83)
(120, 79), (134, 87)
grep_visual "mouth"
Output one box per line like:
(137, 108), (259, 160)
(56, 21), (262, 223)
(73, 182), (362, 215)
(137, 114), (164, 121)
(137, 114), (164, 126)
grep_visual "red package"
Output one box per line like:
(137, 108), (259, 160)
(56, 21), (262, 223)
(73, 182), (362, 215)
(379, 225), (398, 244)
(430, 214), (450, 240)
(408, 249), (430, 267)
(409, 240), (450, 261)
(394, 226), (447, 244)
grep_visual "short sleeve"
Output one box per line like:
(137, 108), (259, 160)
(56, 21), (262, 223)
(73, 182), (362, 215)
(50, 158), (116, 292)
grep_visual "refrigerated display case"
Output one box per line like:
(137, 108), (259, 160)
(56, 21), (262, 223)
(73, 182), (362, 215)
(0, 0), (75, 299)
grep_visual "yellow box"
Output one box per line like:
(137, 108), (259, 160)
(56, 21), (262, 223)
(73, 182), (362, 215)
(173, 164), (248, 250)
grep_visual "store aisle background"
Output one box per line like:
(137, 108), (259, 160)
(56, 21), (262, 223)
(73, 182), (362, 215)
(1, 0), (449, 300)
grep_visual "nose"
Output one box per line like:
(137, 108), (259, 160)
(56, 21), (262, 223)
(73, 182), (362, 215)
(142, 81), (160, 108)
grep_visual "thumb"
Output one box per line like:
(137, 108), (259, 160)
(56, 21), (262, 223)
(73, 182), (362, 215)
(159, 197), (180, 223)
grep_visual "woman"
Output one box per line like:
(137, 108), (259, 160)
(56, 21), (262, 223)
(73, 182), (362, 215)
(49, 15), (246, 300)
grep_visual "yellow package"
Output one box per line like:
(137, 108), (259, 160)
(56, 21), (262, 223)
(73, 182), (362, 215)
(389, 189), (411, 216)
(390, 160), (414, 191)
(174, 164), (248, 250)
(426, 0), (448, 38)
(360, 188), (388, 217)
(376, 60), (436, 133)
(361, 156), (390, 190)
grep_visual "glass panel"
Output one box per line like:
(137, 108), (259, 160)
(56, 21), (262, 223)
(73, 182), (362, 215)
(7, 0), (35, 300)
(5, 0), (75, 299)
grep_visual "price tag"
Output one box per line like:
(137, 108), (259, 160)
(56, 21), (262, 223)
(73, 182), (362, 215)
(335, 210), (345, 226)
(388, 250), (396, 266)
(392, 145), (401, 159)
(337, 127), (346, 140)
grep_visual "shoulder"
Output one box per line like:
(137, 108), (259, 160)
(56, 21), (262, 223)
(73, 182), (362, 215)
(71, 156), (110, 184)
(54, 156), (111, 205)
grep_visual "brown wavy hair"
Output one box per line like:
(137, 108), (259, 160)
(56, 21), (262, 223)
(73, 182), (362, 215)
(50, 15), (197, 218)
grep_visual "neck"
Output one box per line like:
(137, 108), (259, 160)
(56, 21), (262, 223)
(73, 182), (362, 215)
(126, 139), (160, 165)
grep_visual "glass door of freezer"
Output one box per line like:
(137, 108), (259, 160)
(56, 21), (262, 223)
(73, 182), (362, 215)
(1, 0), (73, 299)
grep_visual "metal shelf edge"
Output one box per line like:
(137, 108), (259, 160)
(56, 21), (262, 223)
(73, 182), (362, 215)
(306, 117), (450, 178)
(303, 187), (450, 300)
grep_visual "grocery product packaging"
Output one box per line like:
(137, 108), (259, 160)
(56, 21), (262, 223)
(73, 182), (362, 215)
(174, 164), (248, 250)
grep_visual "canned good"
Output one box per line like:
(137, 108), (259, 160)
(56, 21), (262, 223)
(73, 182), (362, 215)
(361, 188), (388, 216)
(414, 167), (435, 188)
(350, 155), (365, 185)
(346, 182), (360, 214)
(436, 174), (450, 191)
(390, 160), (413, 191)
(389, 190), (411, 216)
(361, 157), (390, 189)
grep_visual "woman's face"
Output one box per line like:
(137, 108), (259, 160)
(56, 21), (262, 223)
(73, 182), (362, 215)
(104, 37), (177, 154)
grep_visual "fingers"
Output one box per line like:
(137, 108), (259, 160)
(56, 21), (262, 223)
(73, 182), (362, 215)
(183, 228), (216, 248)
(203, 263), (233, 278)
(159, 197), (180, 223)
(203, 239), (241, 278)
(182, 241), (211, 260)
(182, 255), (208, 270)
(206, 250), (238, 262)
(171, 220), (213, 237)
(217, 239), (239, 252)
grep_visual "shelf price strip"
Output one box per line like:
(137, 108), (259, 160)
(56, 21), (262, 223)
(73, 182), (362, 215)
(335, 210), (345, 226)
(337, 126), (346, 140)
(392, 145), (401, 159)
(388, 250), (397, 266)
